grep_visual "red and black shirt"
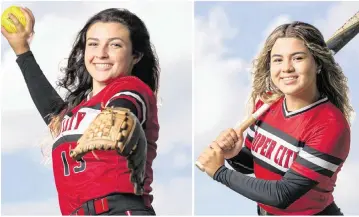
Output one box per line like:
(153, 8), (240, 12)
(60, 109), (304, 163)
(216, 96), (350, 215)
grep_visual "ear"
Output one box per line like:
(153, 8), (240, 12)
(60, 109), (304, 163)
(132, 52), (144, 65)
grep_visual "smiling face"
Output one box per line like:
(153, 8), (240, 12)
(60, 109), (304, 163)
(270, 37), (319, 98)
(84, 22), (139, 89)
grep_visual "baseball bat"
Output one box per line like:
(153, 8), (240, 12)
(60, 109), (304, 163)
(196, 11), (359, 172)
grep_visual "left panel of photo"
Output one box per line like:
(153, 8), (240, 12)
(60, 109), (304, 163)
(1, 1), (192, 215)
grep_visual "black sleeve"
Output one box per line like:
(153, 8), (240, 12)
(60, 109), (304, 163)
(213, 166), (318, 209)
(104, 87), (148, 125)
(16, 51), (65, 125)
(106, 98), (138, 117)
(226, 146), (254, 174)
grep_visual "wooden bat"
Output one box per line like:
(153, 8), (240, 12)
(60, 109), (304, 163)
(196, 11), (359, 172)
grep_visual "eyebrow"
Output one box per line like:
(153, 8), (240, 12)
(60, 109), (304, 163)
(271, 51), (307, 58)
(87, 37), (125, 42)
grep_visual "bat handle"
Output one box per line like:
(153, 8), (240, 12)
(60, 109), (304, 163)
(195, 161), (205, 172)
(221, 103), (271, 159)
(196, 103), (273, 172)
(234, 103), (271, 129)
(252, 103), (271, 119)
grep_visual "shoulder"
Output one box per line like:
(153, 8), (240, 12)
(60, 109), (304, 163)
(305, 100), (350, 158)
(102, 76), (156, 103)
(311, 100), (349, 130)
(106, 76), (154, 95)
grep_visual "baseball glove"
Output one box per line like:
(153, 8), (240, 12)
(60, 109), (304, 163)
(69, 107), (147, 195)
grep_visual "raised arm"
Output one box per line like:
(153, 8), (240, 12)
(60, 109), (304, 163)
(16, 51), (65, 124)
(2, 7), (65, 125)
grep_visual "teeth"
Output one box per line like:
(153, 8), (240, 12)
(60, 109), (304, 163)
(283, 77), (296, 80)
(95, 64), (112, 70)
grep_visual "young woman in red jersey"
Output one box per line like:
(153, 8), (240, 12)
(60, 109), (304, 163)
(197, 22), (353, 215)
(2, 7), (159, 215)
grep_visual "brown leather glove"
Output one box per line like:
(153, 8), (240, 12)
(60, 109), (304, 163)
(70, 107), (147, 195)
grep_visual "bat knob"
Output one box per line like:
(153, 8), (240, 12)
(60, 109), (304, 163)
(69, 150), (75, 156)
(195, 161), (205, 172)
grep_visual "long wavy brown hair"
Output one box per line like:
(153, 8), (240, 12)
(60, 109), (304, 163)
(249, 21), (353, 123)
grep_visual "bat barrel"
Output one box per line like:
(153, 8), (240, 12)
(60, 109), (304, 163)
(327, 12), (359, 54)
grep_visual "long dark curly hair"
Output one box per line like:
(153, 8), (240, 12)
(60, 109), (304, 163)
(49, 8), (160, 136)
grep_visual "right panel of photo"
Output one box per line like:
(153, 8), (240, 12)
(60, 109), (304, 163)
(194, 1), (359, 215)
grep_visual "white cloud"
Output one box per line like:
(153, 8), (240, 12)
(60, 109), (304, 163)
(1, 110), (49, 153)
(254, 14), (291, 58)
(1, 198), (61, 215)
(155, 58), (192, 154)
(195, 6), (237, 57)
(77, 1), (193, 70)
(195, 173), (257, 215)
(194, 6), (250, 140)
(314, 2), (359, 40)
(173, 151), (190, 169)
(314, 2), (359, 63)
(262, 15), (292, 38)
(333, 161), (359, 215)
(152, 177), (192, 215)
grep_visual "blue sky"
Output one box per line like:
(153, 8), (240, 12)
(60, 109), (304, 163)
(1, 1), (192, 215)
(194, 1), (359, 215)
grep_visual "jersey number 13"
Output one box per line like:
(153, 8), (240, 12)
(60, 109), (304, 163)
(61, 150), (86, 176)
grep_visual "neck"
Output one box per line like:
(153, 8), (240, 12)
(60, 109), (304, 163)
(285, 88), (320, 111)
(92, 81), (106, 97)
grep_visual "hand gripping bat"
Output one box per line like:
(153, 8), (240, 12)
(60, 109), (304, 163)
(196, 11), (359, 172)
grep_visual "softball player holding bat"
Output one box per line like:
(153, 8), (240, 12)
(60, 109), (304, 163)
(197, 21), (354, 215)
(2, 7), (160, 215)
